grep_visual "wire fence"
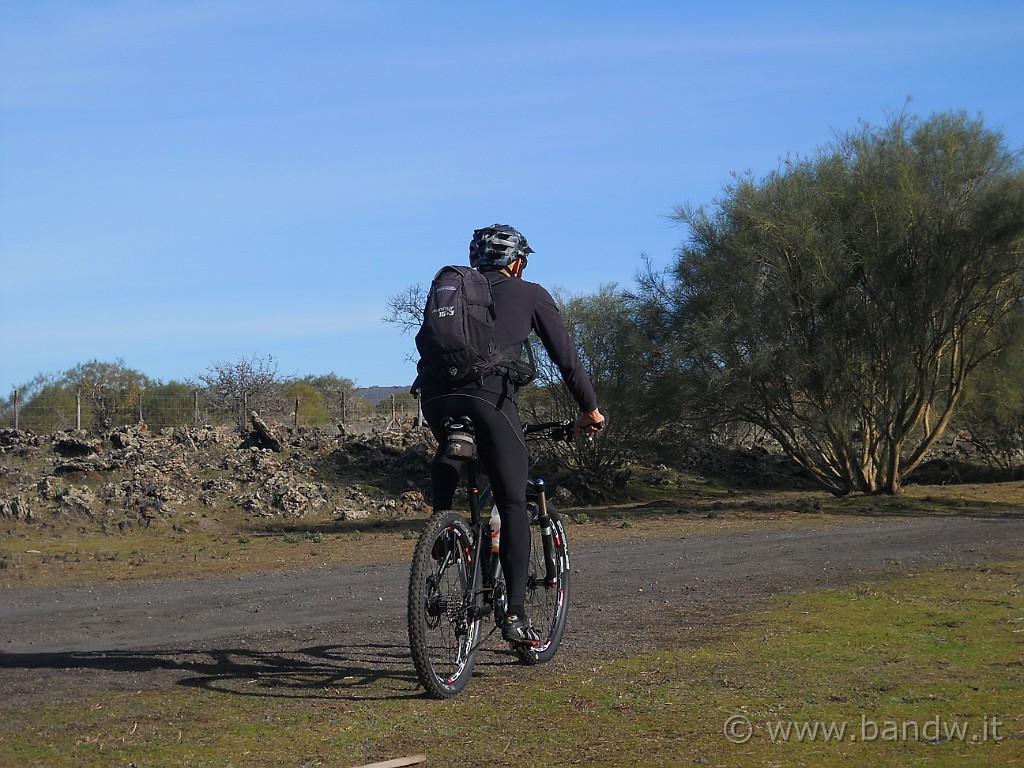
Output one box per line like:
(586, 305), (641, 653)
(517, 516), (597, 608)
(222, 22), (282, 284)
(0, 389), (422, 435)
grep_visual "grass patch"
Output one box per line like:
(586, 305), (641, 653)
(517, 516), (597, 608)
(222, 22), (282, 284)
(2, 560), (1020, 767)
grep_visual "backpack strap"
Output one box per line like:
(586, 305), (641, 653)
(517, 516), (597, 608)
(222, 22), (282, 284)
(484, 271), (537, 386)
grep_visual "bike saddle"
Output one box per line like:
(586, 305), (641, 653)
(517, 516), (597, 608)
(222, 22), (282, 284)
(442, 416), (476, 460)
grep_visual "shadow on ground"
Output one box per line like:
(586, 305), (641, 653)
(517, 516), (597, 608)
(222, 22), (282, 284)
(0, 641), (477, 701)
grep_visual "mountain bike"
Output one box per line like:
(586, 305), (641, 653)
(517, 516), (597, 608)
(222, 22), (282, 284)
(407, 418), (574, 698)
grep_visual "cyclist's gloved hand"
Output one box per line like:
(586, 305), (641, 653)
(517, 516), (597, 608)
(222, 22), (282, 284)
(574, 408), (605, 438)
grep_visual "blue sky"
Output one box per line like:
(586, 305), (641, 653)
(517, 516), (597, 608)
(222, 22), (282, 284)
(2, 1), (1022, 391)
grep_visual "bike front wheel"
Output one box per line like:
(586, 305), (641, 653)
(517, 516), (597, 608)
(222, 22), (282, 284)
(516, 501), (571, 664)
(407, 510), (482, 698)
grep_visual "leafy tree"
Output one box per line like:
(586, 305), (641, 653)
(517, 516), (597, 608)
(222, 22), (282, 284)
(142, 381), (197, 430)
(955, 304), (1024, 473)
(647, 109), (1024, 495)
(5, 360), (158, 433)
(3, 372), (78, 432)
(521, 285), (650, 489)
(296, 373), (372, 423)
(283, 379), (331, 427)
(66, 359), (151, 431)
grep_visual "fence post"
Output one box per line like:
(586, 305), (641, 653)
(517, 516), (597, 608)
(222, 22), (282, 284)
(294, 397), (300, 429)
(76, 387), (82, 432)
(138, 390), (144, 424)
(340, 391), (346, 424)
(193, 390), (200, 425)
(13, 389), (18, 431)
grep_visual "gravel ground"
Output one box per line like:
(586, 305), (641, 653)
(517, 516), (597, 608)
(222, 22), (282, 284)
(2, 514), (1023, 704)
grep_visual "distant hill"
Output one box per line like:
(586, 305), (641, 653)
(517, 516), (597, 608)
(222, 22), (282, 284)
(357, 385), (409, 404)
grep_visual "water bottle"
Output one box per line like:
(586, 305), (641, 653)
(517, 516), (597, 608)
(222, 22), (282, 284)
(489, 506), (501, 553)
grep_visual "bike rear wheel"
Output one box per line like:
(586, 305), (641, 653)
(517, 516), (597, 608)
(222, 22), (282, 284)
(407, 510), (482, 698)
(516, 502), (571, 664)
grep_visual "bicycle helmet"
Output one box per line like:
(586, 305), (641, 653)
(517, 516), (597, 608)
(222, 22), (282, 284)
(469, 224), (534, 270)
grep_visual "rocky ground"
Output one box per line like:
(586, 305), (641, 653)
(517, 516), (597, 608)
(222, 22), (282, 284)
(0, 415), (437, 534)
(0, 410), (1002, 537)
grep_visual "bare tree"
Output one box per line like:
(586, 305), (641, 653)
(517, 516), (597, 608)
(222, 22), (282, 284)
(190, 355), (282, 428)
(383, 284), (427, 335)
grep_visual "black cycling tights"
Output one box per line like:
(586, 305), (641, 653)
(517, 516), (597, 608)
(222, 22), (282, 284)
(421, 391), (531, 617)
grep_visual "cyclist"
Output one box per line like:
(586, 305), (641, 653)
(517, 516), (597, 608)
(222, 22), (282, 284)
(415, 223), (605, 645)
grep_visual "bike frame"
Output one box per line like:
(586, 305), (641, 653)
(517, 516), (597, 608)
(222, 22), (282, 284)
(462, 420), (569, 623)
(461, 457), (496, 625)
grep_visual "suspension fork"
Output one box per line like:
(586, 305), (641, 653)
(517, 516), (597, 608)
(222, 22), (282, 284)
(534, 479), (559, 587)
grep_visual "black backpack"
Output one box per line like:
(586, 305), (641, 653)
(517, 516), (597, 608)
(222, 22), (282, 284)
(415, 266), (535, 387)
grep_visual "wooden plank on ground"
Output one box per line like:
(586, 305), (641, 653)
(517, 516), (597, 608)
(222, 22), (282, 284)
(352, 756), (427, 768)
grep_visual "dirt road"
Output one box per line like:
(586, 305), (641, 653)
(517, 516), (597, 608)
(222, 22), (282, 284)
(2, 515), (1022, 704)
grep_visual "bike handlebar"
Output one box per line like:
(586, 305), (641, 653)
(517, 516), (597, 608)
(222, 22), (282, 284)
(523, 419), (571, 433)
(523, 419), (604, 442)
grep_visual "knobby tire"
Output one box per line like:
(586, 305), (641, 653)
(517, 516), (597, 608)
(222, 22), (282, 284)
(479, 491), (572, 665)
(407, 510), (482, 698)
